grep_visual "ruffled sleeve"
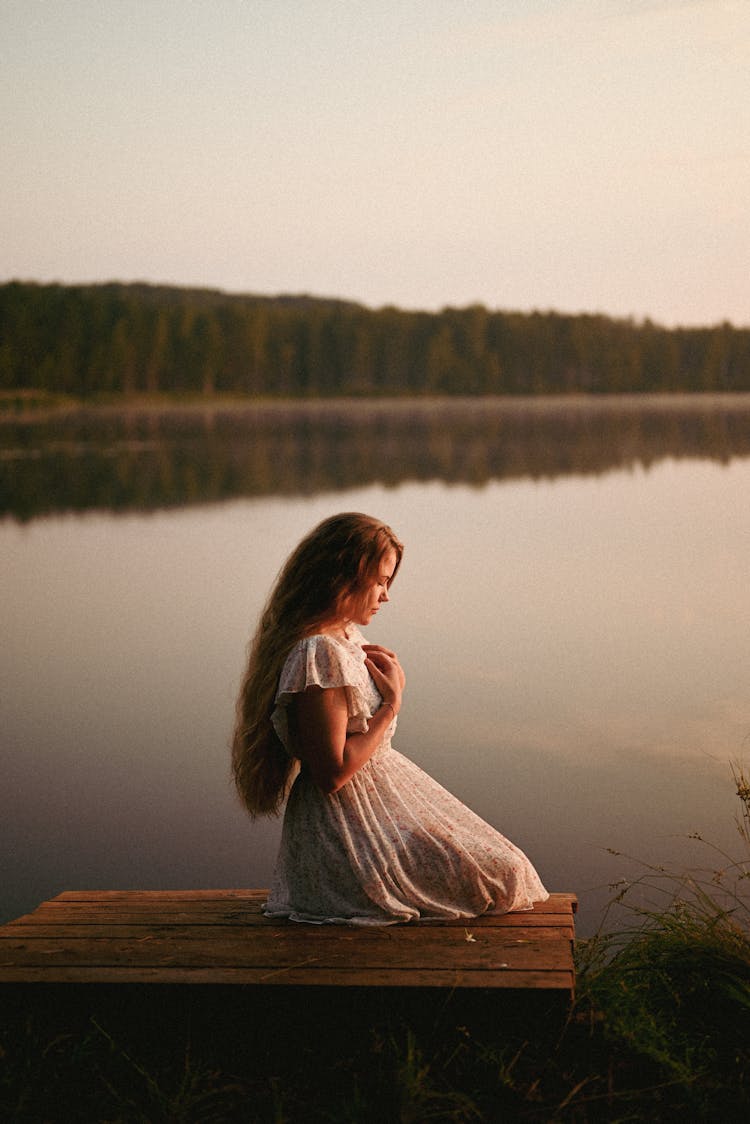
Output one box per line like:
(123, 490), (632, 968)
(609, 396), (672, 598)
(271, 635), (373, 755)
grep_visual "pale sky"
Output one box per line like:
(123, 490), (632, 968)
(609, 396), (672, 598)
(2, 0), (748, 326)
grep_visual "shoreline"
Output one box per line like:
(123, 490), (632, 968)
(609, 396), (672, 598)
(5, 388), (750, 425)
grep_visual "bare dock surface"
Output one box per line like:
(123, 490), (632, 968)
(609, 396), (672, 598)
(0, 890), (577, 996)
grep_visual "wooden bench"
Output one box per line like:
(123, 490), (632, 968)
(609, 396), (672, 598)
(0, 889), (577, 997)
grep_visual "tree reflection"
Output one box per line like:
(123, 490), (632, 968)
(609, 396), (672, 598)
(3, 397), (750, 521)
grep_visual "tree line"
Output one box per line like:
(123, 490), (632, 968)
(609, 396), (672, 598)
(2, 280), (749, 398)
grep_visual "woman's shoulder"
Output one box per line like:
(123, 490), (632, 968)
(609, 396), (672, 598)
(295, 625), (367, 650)
(277, 627), (367, 695)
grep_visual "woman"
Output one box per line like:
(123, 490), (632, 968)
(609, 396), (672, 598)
(232, 512), (548, 925)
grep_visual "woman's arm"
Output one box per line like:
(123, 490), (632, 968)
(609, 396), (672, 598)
(293, 645), (405, 794)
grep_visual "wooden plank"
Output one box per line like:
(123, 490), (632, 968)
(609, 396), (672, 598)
(0, 920), (572, 956)
(6, 906), (270, 924)
(1, 917), (574, 944)
(50, 889), (269, 903)
(0, 935), (572, 971)
(24, 900), (267, 915)
(2, 906), (574, 929)
(0, 965), (573, 988)
(1, 923), (572, 942)
(44, 890), (580, 917)
(13, 902), (575, 928)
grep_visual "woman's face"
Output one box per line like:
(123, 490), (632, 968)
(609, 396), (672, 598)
(346, 547), (398, 627)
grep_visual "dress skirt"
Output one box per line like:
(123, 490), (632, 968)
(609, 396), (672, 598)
(263, 628), (548, 926)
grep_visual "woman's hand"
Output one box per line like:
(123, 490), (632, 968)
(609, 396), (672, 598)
(362, 644), (406, 713)
(292, 645), (405, 794)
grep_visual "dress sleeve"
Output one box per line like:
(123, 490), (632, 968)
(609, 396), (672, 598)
(271, 635), (372, 754)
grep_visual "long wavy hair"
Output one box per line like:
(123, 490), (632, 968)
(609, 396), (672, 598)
(231, 512), (404, 817)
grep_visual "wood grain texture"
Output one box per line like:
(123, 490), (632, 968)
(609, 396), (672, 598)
(0, 891), (577, 993)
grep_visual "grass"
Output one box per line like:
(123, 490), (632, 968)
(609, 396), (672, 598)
(2, 765), (750, 1122)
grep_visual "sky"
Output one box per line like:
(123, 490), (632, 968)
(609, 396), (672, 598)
(2, 0), (748, 327)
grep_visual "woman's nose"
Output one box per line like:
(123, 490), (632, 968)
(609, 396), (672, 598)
(380, 587), (389, 602)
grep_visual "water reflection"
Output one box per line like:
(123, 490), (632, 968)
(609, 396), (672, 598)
(4, 394), (750, 520)
(3, 460), (750, 935)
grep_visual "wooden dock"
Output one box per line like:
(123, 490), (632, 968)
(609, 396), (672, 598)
(0, 890), (577, 996)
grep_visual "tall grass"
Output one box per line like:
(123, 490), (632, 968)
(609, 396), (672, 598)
(572, 760), (750, 1120)
(2, 765), (749, 1122)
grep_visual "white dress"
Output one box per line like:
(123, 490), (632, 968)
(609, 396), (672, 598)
(264, 626), (548, 925)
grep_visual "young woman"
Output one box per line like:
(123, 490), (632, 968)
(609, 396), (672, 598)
(232, 512), (548, 925)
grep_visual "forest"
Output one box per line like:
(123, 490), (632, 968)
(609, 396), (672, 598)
(1, 280), (749, 399)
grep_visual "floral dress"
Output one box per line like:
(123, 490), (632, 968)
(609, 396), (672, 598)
(264, 626), (548, 925)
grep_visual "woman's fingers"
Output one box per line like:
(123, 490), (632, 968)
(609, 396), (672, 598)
(364, 645), (406, 692)
(362, 645), (401, 669)
(365, 653), (404, 708)
(364, 655), (395, 678)
(368, 657), (404, 686)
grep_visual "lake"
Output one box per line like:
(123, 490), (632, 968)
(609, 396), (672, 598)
(2, 395), (750, 936)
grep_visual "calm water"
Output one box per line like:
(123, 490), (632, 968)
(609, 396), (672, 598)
(3, 396), (750, 936)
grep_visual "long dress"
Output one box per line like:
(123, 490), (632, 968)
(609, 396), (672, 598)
(263, 626), (548, 925)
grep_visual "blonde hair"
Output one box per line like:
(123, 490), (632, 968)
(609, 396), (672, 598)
(231, 512), (403, 816)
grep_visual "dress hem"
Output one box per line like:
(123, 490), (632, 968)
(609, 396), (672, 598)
(261, 892), (550, 928)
